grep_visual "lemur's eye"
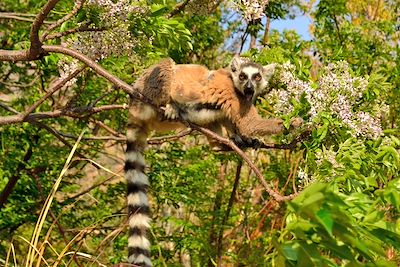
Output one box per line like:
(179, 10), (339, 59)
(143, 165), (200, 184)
(239, 73), (247, 81)
(254, 74), (262, 81)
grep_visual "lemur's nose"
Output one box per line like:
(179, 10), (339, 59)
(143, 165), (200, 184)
(245, 81), (253, 89)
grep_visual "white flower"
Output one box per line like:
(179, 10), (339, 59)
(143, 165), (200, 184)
(236, 0), (268, 22)
(271, 61), (385, 140)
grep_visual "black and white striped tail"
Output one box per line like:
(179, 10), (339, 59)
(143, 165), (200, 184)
(125, 127), (152, 267)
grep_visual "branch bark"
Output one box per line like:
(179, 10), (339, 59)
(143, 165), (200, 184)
(190, 124), (297, 202)
(41, 0), (86, 41)
(216, 161), (242, 266)
(0, 140), (34, 209)
(167, 0), (191, 18)
(23, 65), (86, 118)
(0, 13), (53, 24)
(0, 104), (128, 125)
(43, 45), (136, 96)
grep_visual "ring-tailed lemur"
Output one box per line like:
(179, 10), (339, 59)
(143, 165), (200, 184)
(125, 58), (301, 266)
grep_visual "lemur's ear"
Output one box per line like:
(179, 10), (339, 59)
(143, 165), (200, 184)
(263, 63), (276, 80)
(230, 55), (242, 73)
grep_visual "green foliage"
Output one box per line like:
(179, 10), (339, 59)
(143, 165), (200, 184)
(279, 177), (400, 266)
(129, 4), (193, 58)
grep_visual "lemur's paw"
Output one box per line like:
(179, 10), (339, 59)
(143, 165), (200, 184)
(163, 104), (179, 120)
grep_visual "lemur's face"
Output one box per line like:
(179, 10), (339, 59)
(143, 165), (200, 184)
(230, 56), (275, 102)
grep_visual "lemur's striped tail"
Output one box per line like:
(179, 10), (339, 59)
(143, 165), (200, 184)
(125, 122), (152, 267)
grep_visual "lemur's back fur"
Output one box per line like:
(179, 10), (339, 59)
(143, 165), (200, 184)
(125, 59), (300, 266)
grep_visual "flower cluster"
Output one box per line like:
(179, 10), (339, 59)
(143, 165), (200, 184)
(269, 61), (385, 139)
(269, 62), (313, 115)
(315, 149), (342, 169)
(297, 167), (315, 189)
(236, 0), (268, 22)
(68, 0), (148, 60)
(58, 59), (80, 89)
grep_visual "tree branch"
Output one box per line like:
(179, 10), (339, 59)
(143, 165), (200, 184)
(30, 0), (61, 59)
(167, 0), (191, 18)
(190, 124), (297, 202)
(217, 161), (242, 266)
(41, 0), (86, 41)
(147, 129), (193, 145)
(0, 142), (34, 209)
(23, 65), (86, 118)
(44, 24), (106, 41)
(42, 45), (136, 96)
(0, 13), (53, 24)
(0, 0), (60, 61)
(0, 104), (128, 125)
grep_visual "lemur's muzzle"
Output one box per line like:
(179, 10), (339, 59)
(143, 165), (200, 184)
(244, 82), (254, 101)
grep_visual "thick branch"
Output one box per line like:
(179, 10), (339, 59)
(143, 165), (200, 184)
(30, 0), (61, 58)
(0, 0), (60, 61)
(42, 45), (136, 96)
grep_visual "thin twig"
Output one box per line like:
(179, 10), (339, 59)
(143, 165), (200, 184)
(41, 0), (86, 41)
(91, 120), (124, 137)
(23, 65), (86, 118)
(167, 0), (191, 18)
(30, 121), (89, 160)
(259, 129), (312, 150)
(0, 13), (53, 24)
(0, 72), (40, 88)
(0, 104), (128, 125)
(45, 24), (106, 41)
(216, 160), (242, 266)
(58, 132), (126, 141)
(0, 102), (19, 114)
(207, 163), (227, 267)
(148, 129), (193, 145)
(0, 143), (34, 209)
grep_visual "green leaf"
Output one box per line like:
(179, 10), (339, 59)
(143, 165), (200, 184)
(316, 207), (334, 236)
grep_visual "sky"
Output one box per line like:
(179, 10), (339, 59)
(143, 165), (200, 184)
(269, 15), (313, 40)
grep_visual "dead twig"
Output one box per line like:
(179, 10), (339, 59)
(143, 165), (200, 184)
(148, 129), (193, 145)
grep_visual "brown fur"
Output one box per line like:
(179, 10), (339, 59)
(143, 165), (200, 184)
(131, 58), (295, 138)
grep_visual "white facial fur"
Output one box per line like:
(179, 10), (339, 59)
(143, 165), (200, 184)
(230, 56), (274, 102)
